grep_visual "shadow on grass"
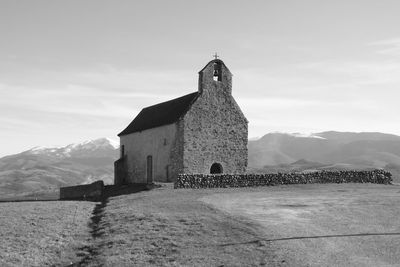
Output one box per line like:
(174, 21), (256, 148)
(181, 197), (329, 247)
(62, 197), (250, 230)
(0, 183), (159, 203)
(103, 183), (160, 198)
(220, 232), (400, 247)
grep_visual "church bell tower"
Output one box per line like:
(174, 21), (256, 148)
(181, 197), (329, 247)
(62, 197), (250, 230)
(198, 55), (232, 96)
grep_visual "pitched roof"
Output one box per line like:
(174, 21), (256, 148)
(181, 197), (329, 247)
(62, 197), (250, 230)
(118, 92), (199, 136)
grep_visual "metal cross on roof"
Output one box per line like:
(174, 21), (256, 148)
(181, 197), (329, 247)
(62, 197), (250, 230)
(213, 52), (219, 59)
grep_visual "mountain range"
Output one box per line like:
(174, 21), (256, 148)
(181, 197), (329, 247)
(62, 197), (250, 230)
(1, 131), (400, 196)
(248, 132), (400, 181)
(0, 138), (118, 196)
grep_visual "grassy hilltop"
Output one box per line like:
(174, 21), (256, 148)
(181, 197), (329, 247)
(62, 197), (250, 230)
(1, 183), (400, 266)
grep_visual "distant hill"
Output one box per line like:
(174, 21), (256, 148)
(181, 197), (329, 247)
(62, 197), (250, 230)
(248, 132), (400, 182)
(0, 138), (119, 196)
(1, 131), (400, 196)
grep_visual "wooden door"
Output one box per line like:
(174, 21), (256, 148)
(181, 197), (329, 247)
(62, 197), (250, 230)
(166, 165), (171, 182)
(146, 155), (153, 184)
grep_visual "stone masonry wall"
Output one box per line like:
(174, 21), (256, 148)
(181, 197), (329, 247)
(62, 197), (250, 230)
(169, 119), (184, 180)
(174, 170), (392, 189)
(182, 60), (248, 174)
(60, 180), (104, 200)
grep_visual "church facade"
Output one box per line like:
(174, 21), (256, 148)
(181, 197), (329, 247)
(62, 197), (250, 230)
(114, 58), (248, 184)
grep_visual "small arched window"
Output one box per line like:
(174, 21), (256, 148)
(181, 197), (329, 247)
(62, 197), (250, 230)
(210, 163), (223, 174)
(120, 145), (125, 158)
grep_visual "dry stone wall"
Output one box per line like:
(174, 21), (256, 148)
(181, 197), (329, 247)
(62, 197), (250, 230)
(174, 170), (392, 189)
(60, 180), (104, 201)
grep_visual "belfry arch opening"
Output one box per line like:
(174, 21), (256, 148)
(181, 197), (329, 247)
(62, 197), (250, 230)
(213, 61), (222, 81)
(210, 163), (223, 174)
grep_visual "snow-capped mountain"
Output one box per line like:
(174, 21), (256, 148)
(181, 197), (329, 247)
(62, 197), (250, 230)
(27, 138), (119, 158)
(2, 132), (400, 196)
(0, 138), (119, 196)
(248, 131), (400, 182)
(285, 132), (326, 139)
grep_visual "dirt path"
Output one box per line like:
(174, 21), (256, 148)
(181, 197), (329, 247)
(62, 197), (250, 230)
(71, 198), (109, 266)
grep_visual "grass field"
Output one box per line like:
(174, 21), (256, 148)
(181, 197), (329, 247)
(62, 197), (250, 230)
(0, 201), (94, 266)
(202, 183), (400, 266)
(79, 183), (400, 266)
(1, 183), (400, 266)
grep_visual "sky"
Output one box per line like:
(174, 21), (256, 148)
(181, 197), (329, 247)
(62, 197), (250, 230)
(1, 0), (400, 156)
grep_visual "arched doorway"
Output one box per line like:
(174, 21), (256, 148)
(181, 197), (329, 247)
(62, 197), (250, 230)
(210, 163), (223, 174)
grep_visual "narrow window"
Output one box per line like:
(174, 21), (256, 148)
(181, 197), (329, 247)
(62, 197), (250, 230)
(163, 138), (167, 146)
(120, 145), (125, 158)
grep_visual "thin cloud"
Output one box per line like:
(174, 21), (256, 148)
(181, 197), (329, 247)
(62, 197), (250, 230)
(369, 38), (400, 56)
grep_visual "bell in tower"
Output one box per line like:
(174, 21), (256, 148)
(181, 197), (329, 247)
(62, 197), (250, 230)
(213, 61), (222, 81)
(198, 56), (232, 95)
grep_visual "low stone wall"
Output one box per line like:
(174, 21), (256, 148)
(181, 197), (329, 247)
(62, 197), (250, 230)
(60, 180), (104, 201)
(174, 170), (392, 189)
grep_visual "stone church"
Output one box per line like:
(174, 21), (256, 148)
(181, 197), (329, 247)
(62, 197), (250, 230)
(114, 58), (248, 184)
